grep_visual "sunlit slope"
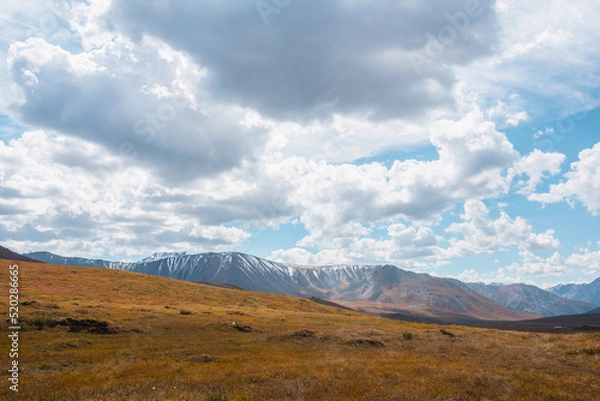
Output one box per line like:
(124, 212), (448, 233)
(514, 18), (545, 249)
(0, 260), (598, 401)
(333, 265), (540, 322)
(24, 251), (542, 322)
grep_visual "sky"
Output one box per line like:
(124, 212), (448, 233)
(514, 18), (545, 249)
(0, 0), (599, 287)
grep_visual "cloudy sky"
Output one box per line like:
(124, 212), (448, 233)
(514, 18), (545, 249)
(1, 0), (599, 287)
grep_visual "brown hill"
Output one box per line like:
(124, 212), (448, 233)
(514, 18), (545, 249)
(1, 260), (598, 401)
(25, 251), (539, 323)
(0, 245), (41, 262)
(331, 265), (540, 322)
(473, 312), (600, 333)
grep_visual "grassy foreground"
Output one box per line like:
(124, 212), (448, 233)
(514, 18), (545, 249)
(1, 260), (599, 401)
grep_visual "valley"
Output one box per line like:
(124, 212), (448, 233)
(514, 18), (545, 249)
(1, 259), (599, 401)
(26, 250), (599, 323)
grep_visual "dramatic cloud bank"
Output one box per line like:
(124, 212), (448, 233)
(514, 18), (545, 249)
(0, 0), (598, 286)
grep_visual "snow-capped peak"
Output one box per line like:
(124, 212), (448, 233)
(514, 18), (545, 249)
(141, 252), (187, 263)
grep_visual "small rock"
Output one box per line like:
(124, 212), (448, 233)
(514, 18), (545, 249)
(440, 329), (456, 338)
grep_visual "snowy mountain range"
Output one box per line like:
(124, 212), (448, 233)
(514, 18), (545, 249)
(549, 278), (600, 306)
(28, 251), (378, 297)
(24, 250), (599, 321)
(466, 282), (596, 316)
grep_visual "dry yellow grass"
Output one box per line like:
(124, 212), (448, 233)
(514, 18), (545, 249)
(1, 259), (599, 400)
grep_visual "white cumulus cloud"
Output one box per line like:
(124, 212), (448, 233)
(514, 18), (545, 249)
(509, 149), (566, 195)
(529, 142), (600, 215)
(444, 200), (560, 257)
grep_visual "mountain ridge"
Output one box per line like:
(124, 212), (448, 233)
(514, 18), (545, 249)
(25, 250), (540, 323)
(3, 259), (599, 400)
(466, 282), (597, 316)
(549, 278), (600, 306)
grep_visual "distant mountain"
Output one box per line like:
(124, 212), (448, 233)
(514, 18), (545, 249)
(26, 251), (537, 323)
(0, 245), (42, 263)
(549, 278), (600, 306)
(25, 251), (130, 269)
(141, 252), (188, 263)
(466, 282), (597, 316)
(586, 307), (600, 314)
(27, 251), (375, 297)
(329, 265), (535, 322)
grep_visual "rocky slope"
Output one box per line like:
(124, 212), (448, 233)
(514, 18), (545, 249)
(26, 250), (540, 322)
(466, 282), (597, 316)
(549, 278), (600, 306)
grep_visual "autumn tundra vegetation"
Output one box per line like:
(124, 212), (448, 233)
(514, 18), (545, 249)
(1, 260), (599, 401)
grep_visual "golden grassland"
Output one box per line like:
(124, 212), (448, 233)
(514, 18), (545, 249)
(1, 259), (599, 401)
